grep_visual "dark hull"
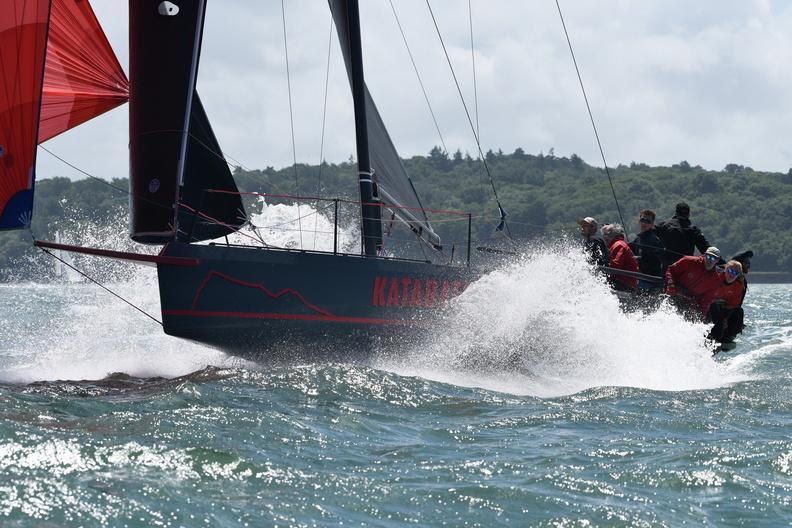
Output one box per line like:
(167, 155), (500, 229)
(157, 243), (475, 361)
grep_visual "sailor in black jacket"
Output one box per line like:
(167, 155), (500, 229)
(655, 202), (710, 265)
(629, 209), (665, 289)
(577, 217), (609, 267)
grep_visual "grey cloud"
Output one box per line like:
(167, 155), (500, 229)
(36, 0), (792, 185)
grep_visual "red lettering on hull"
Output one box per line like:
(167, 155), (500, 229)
(386, 278), (400, 306)
(372, 276), (387, 306)
(371, 276), (468, 308)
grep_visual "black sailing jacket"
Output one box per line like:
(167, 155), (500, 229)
(629, 228), (665, 277)
(583, 236), (609, 268)
(655, 215), (710, 265)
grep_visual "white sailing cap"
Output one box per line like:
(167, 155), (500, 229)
(705, 246), (721, 258)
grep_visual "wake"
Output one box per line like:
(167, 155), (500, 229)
(377, 242), (754, 397)
(1, 204), (757, 393)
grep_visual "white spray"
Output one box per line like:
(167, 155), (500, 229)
(2, 200), (353, 382)
(378, 242), (752, 397)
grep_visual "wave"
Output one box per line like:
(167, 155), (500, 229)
(377, 241), (754, 397)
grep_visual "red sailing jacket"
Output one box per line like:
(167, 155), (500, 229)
(608, 239), (639, 290)
(714, 279), (746, 310)
(665, 255), (722, 314)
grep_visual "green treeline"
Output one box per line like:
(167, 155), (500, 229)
(2, 148), (791, 280)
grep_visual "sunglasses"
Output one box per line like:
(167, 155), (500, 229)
(726, 267), (740, 277)
(705, 254), (718, 261)
(639, 218), (652, 224)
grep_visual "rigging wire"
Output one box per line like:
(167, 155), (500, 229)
(38, 144), (247, 235)
(280, 0), (304, 249)
(34, 242), (163, 326)
(425, 0), (512, 240)
(388, 0), (448, 155)
(554, 0), (626, 229)
(468, 0), (480, 141)
(466, 0), (486, 202)
(313, 15), (334, 250)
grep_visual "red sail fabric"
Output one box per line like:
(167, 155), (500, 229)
(0, 0), (51, 230)
(38, 0), (129, 143)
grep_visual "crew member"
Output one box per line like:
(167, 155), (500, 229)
(629, 209), (665, 290)
(665, 246), (723, 319)
(656, 202), (710, 265)
(602, 223), (639, 291)
(577, 217), (609, 267)
(708, 260), (746, 343)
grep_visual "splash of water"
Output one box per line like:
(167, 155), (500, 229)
(6, 206), (756, 393)
(378, 242), (753, 397)
(226, 198), (360, 254)
(4, 200), (359, 383)
(3, 214), (237, 383)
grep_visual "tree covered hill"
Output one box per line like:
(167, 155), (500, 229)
(1, 148), (790, 280)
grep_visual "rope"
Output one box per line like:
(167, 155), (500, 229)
(35, 243), (163, 326)
(39, 145), (248, 234)
(313, 15), (334, 250)
(468, 0), (480, 141)
(555, 0), (626, 229)
(280, 0), (304, 248)
(425, 0), (511, 240)
(389, 0), (448, 155)
(38, 145), (180, 215)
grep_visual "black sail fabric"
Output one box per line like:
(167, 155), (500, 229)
(328, 0), (441, 249)
(129, 0), (244, 244)
(129, 0), (207, 243)
(176, 92), (246, 243)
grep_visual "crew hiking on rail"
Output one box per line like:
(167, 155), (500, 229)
(577, 202), (752, 349)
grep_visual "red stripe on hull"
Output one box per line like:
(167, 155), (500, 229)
(162, 309), (421, 326)
(190, 269), (333, 316)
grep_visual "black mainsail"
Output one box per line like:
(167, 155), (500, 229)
(329, 0), (442, 251)
(34, 0), (477, 361)
(129, 0), (245, 244)
(176, 93), (246, 242)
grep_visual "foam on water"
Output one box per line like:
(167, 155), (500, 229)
(2, 200), (356, 382)
(3, 207), (758, 394)
(379, 242), (754, 397)
(2, 199), (360, 383)
(2, 218), (233, 383)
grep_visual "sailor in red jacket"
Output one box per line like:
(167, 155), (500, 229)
(665, 246), (723, 318)
(602, 223), (639, 291)
(707, 260), (746, 343)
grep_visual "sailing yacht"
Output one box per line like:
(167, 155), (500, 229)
(2, 0), (479, 359)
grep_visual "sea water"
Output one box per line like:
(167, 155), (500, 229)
(0, 213), (790, 526)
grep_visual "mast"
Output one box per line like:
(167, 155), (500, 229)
(346, 0), (382, 257)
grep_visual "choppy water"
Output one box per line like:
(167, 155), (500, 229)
(1, 244), (791, 526)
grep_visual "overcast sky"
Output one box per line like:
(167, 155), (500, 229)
(36, 0), (792, 183)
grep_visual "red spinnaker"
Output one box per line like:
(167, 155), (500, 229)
(0, 0), (51, 229)
(0, 0), (128, 230)
(39, 0), (129, 143)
